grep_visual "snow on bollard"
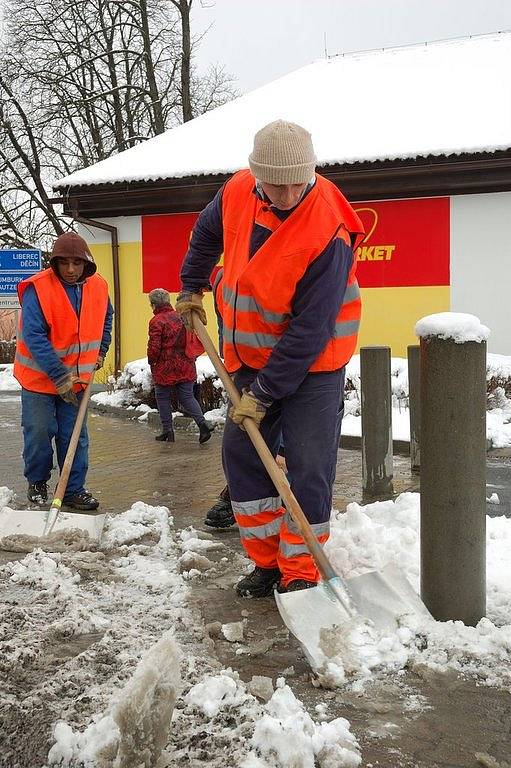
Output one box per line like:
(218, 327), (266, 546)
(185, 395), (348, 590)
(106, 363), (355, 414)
(416, 312), (489, 626)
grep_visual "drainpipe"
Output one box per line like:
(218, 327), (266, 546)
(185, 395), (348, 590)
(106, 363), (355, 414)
(70, 210), (122, 375)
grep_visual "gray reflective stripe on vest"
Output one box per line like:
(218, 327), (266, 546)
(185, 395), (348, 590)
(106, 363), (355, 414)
(223, 327), (280, 349)
(16, 351), (95, 376)
(54, 340), (101, 356)
(14, 352), (44, 373)
(222, 285), (289, 325)
(334, 318), (360, 339)
(284, 513), (330, 538)
(343, 282), (361, 304)
(238, 516), (283, 541)
(231, 495), (282, 516)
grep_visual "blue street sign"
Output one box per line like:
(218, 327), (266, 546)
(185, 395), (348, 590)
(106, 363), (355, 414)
(0, 249), (42, 296)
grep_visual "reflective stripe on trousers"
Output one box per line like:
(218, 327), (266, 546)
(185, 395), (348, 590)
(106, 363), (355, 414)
(222, 367), (344, 584)
(232, 495), (285, 570)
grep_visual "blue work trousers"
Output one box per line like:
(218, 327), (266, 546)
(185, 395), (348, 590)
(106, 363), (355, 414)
(21, 388), (89, 496)
(223, 367), (344, 525)
(154, 382), (206, 432)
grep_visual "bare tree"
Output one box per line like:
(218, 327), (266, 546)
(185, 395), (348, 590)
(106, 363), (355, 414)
(0, 0), (237, 247)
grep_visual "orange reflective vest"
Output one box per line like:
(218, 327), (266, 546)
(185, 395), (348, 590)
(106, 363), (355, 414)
(218, 169), (364, 374)
(14, 269), (109, 394)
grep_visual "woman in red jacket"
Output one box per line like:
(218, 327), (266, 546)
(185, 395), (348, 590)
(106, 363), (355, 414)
(147, 288), (213, 444)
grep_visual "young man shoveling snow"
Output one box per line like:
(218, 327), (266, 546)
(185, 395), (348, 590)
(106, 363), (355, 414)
(177, 120), (364, 596)
(14, 232), (113, 510)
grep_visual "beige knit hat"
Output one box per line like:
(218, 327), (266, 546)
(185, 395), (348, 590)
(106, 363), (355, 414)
(248, 120), (317, 185)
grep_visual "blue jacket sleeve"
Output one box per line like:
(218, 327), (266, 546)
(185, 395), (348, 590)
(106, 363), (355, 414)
(250, 238), (354, 404)
(100, 299), (114, 356)
(20, 284), (69, 384)
(180, 187), (224, 292)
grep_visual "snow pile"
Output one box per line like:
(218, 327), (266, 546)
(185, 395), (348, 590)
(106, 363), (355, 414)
(0, 363), (20, 391)
(117, 357), (154, 393)
(343, 355), (410, 441)
(91, 357), (152, 408)
(101, 500), (173, 548)
(486, 387), (511, 449)
(185, 669), (251, 717)
(0, 486), (14, 508)
(487, 353), (511, 382)
(49, 632), (181, 767)
(183, 671), (361, 768)
(91, 355), (224, 419)
(246, 679), (361, 768)
(415, 312), (490, 343)
(89, 350), (511, 446)
(0, 499), (187, 767)
(196, 354), (219, 383)
(323, 493), (511, 688)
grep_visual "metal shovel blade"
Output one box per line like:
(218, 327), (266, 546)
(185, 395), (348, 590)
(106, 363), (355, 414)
(345, 563), (432, 631)
(275, 566), (432, 672)
(0, 506), (105, 548)
(275, 577), (352, 671)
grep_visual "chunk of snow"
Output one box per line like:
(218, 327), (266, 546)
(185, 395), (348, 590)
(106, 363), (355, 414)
(222, 621), (245, 643)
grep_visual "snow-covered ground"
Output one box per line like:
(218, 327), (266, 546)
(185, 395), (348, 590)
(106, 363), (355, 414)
(0, 363), (20, 391)
(0, 487), (362, 767)
(1, 485), (510, 766)
(92, 354), (511, 448)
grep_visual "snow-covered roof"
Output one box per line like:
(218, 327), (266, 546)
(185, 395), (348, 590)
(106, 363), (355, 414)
(55, 31), (511, 189)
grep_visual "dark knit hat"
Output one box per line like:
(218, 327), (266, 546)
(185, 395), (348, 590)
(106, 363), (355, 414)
(249, 119), (317, 185)
(50, 232), (96, 278)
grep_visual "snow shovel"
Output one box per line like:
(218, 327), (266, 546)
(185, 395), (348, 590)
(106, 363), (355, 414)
(0, 377), (105, 548)
(192, 316), (431, 670)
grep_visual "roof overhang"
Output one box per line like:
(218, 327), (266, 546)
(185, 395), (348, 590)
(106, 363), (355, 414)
(53, 150), (511, 219)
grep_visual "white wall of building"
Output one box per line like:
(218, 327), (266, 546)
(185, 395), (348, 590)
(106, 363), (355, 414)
(451, 192), (511, 354)
(76, 216), (141, 245)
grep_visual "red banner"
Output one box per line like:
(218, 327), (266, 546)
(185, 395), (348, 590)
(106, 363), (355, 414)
(353, 197), (450, 287)
(142, 196), (450, 293)
(142, 212), (199, 293)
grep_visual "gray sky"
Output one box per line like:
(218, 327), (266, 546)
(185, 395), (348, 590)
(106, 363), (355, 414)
(192, 0), (511, 93)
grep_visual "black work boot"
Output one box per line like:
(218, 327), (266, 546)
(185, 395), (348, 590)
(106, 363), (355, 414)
(204, 494), (236, 529)
(198, 421), (214, 444)
(62, 491), (99, 511)
(277, 579), (318, 593)
(27, 482), (48, 505)
(155, 431), (175, 442)
(235, 566), (281, 598)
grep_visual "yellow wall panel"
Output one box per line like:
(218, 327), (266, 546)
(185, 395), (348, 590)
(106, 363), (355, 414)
(89, 241), (220, 375)
(358, 286), (451, 356)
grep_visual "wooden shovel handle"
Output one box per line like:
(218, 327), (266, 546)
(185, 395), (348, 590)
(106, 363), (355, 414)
(53, 377), (95, 504)
(192, 316), (338, 583)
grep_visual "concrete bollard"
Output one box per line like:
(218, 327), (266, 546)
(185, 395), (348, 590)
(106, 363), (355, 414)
(407, 345), (420, 472)
(360, 346), (394, 498)
(417, 314), (487, 625)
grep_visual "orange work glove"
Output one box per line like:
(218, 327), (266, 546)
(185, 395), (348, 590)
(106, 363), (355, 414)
(229, 389), (267, 430)
(175, 291), (207, 330)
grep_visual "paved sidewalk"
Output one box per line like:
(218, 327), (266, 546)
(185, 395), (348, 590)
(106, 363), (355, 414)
(1, 392), (510, 768)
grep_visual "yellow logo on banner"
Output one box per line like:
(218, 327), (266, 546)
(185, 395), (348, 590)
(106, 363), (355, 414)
(354, 208), (396, 262)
